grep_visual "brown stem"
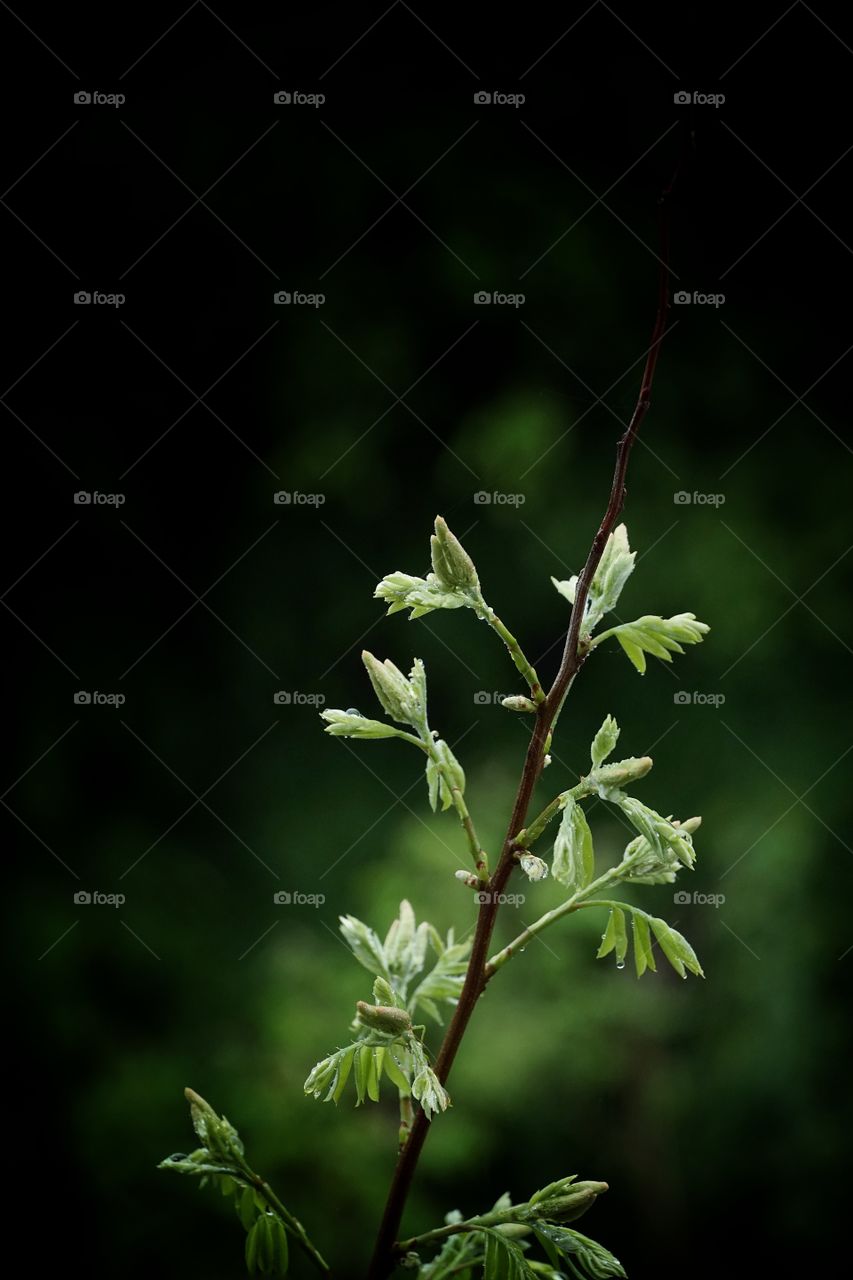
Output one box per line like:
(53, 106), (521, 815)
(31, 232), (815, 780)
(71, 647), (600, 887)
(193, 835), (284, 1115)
(366, 175), (676, 1280)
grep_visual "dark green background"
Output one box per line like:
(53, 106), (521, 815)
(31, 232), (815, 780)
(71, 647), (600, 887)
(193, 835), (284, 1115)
(6, 3), (851, 1276)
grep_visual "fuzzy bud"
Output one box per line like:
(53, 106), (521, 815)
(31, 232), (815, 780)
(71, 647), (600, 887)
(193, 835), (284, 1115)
(501, 695), (538, 713)
(356, 1001), (412, 1035)
(430, 516), (480, 593)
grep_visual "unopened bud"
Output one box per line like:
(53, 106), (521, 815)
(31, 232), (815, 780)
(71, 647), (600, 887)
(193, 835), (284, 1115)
(361, 651), (416, 724)
(183, 1088), (243, 1160)
(501, 695), (537, 713)
(356, 1001), (412, 1035)
(529, 1180), (609, 1223)
(675, 815), (702, 834)
(430, 516), (480, 593)
(455, 869), (479, 888)
(594, 756), (653, 787)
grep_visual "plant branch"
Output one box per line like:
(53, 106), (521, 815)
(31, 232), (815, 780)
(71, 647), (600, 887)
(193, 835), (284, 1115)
(233, 1162), (330, 1274)
(486, 609), (545, 702)
(365, 175), (675, 1279)
(426, 739), (489, 878)
(485, 873), (628, 977)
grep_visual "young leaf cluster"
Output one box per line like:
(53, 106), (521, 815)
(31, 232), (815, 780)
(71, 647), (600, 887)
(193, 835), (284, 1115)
(304, 902), (469, 1120)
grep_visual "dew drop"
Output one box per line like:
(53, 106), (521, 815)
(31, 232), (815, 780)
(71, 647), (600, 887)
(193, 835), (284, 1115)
(615, 960), (626, 971)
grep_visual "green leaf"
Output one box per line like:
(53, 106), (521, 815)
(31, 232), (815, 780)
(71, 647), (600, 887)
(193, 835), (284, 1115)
(366, 1047), (382, 1102)
(552, 798), (594, 891)
(374, 571), (476, 619)
(596, 908), (627, 966)
(593, 613), (709, 675)
(320, 709), (411, 740)
(591, 524), (636, 620)
(553, 525), (636, 632)
(409, 936), (472, 1022)
(238, 1186), (258, 1232)
(268, 1217), (289, 1275)
(648, 916), (704, 978)
(355, 1043), (373, 1106)
(329, 1044), (357, 1103)
(631, 913), (656, 978)
(246, 1218), (262, 1276)
(482, 1227), (535, 1279)
(426, 755), (440, 811)
(436, 738), (465, 805)
(372, 976), (397, 1006)
(606, 794), (698, 878)
(410, 1040), (450, 1119)
(339, 914), (390, 979)
(382, 1047), (411, 1092)
(590, 715), (620, 768)
(384, 899), (416, 969)
(532, 1224), (626, 1279)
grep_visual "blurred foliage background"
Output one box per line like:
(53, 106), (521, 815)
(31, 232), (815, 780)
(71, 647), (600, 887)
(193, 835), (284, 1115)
(6, 3), (852, 1276)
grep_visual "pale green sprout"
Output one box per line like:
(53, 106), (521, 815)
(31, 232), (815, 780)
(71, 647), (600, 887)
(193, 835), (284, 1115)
(552, 524), (709, 675)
